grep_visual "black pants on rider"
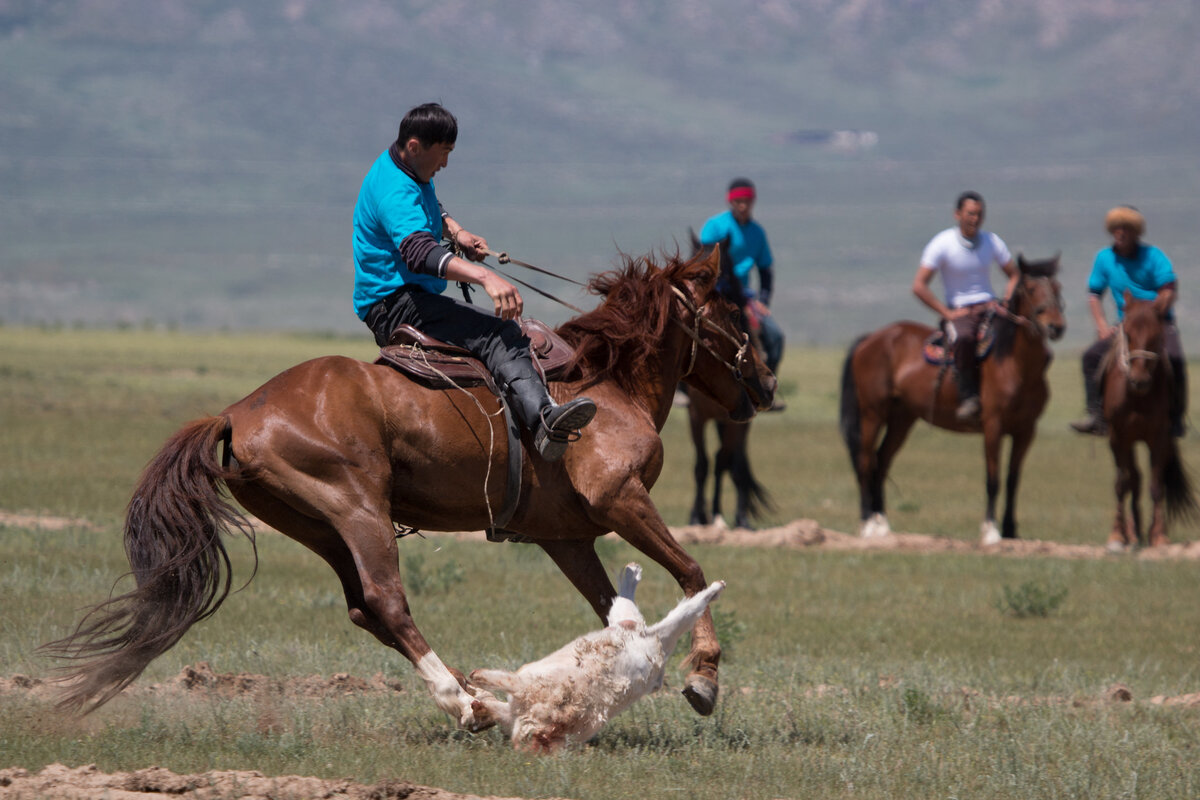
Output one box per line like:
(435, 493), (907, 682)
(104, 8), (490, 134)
(947, 303), (990, 422)
(364, 285), (596, 460)
(1073, 323), (1188, 437)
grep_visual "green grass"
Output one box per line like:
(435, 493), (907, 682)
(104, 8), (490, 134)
(3, 327), (1200, 799)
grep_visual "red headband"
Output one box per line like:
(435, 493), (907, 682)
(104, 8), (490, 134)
(727, 186), (756, 202)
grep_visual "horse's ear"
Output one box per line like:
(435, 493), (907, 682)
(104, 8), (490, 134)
(688, 227), (701, 252)
(1017, 252), (1027, 272)
(695, 243), (721, 292)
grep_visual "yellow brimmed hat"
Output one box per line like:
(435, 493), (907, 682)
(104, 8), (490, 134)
(1104, 205), (1145, 235)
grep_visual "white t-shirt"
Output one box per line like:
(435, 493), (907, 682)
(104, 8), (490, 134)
(920, 228), (1012, 308)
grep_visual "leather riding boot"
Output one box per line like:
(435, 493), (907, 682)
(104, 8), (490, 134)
(953, 344), (981, 423)
(1069, 367), (1107, 436)
(494, 360), (597, 462)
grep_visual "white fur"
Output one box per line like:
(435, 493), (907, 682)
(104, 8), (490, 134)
(860, 512), (891, 538)
(470, 562), (725, 752)
(980, 519), (1002, 546)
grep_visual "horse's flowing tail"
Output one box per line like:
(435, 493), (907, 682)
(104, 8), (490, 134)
(1164, 441), (1199, 524)
(838, 336), (866, 466)
(40, 415), (254, 713)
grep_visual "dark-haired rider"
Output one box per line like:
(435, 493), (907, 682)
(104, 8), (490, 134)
(353, 103), (595, 461)
(912, 191), (1018, 423)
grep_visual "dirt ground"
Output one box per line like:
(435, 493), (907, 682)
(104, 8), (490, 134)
(5, 512), (1200, 798)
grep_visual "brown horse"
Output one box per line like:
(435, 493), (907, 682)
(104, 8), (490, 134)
(685, 231), (772, 530)
(839, 255), (1065, 543)
(1102, 295), (1197, 551)
(42, 247), (775, 731)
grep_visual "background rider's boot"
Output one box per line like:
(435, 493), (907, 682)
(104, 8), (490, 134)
(1069, 369), (1107, 435)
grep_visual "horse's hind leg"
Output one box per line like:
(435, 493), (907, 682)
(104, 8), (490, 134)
(232, 487), (496, 731)
(688, 415), (711, 526)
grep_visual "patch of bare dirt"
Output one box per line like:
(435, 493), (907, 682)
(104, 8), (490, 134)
(0, 662), (405, 704)
(0, 511), (96, 531)
(0, 763), (559, 800)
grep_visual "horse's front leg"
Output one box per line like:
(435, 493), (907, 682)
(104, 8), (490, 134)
(595, 479), (721, 716)
(1000, 426), (1036, 540)
(980, 419), (1004, 544)
(1108, 439), (1136, 551)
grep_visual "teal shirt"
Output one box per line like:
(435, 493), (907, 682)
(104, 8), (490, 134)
(352, 150), (447, 319)
(1087, 243), (1176, 320)
(699, 210), (773, 297)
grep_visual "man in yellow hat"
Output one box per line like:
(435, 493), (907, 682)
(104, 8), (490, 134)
(1069, 205), (1187, 436)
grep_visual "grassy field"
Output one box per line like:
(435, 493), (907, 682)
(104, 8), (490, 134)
(2, 327), (1199, 799)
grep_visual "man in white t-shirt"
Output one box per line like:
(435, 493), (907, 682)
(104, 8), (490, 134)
(912, 191), (1018, 422)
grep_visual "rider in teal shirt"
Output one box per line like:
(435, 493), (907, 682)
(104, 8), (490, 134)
(699, 178), (785, 388)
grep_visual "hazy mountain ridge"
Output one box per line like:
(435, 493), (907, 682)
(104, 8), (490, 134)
(1, 1), (1196, 340)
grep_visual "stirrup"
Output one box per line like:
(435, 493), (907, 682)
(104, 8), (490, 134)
(533, 397), (597, 461)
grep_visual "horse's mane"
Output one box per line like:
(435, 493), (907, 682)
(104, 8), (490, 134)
(557, 250), (711, 395)
(992, 255), (1059, 360)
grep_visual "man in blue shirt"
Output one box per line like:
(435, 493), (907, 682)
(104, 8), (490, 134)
(353, 103), (596, 461)
(699, 178), (785, 408)
(1070, 206), (1187, 437)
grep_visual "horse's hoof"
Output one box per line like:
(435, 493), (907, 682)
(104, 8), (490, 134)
(860, 513), (890, 538)
(465, 699), (499, 733)
(980, 521), (1001, 546)
(682, 673), (719, 716)
(1105, 539), (1129, 554)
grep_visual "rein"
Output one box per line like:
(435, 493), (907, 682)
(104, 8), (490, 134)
(1115, 321), (1161, 377)
(668, 285), (752, 381)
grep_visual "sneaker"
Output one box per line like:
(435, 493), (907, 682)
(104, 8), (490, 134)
(955, 395), (981, 422)
(533, 397), (598, 461)
(1069, 414), (1107, 436)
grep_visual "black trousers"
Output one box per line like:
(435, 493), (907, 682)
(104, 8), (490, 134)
(364, 286), (530, 378)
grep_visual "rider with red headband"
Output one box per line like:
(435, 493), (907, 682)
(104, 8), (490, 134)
(698, 178), (785, 409)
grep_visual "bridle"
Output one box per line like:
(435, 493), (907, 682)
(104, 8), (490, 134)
(992, 275), (1063, 340)
(1115, 320), (1161, 377)
(668, 284), (753, 383)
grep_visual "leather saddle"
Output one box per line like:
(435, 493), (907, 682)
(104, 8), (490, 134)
(922, 316), (996, 367)
(374, 318), (577, 391)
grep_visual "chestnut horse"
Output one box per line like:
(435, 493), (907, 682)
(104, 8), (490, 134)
(685, 231), (772, 529)
(839, 255), (1065, 543)
(43, 247), (774, 731)
(1102, 295), (1197, 551)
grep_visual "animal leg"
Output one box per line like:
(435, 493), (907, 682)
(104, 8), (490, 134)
(980, 419), (1004, 544)
(869, 410), (916, 535)
(237, 485), (496, 731)
(1107, 440), (1136, 551)
(537, 539), (619, 623)
(854, 409), (887, 532)
(608, 562), (645, 626)
(1128, 458), (1144, 547)
(589, 480), (722, 716)
(688, 414), (711, 526)
(646, 580), (726, 659)
(1146, 432), (1176, 546)
(1000, 427), (1036, 540)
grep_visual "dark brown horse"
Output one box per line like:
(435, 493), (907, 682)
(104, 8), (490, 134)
(1102, 295), (1197, 551)
(686, 390), (771, 529)
(839, 255), (1065, 543)
(43, 247), (775, 730)
(685, 231), (772, 530)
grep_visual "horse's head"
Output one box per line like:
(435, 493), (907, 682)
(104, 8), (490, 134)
(1012, 254), (1065, 341)
(1119, 293), (1166, 395)
(672, 246), (776, 421)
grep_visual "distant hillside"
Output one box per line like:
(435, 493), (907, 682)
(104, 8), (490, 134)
(2, 1), (1197, 342)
